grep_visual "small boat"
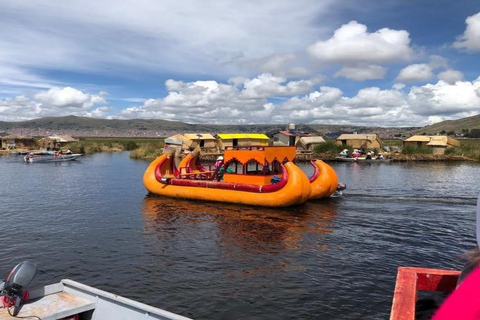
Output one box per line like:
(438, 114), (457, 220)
(356, 157), (391, 163)
(144, 146), (341, 207)
(24, 153), (83, 163)
(0, 261), (190, 320)
(334, 156), (357, 162)
(390, 266), (460, 320)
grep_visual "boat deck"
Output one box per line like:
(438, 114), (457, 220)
(0, 287), (95, 320)
(0, 280), (191, 320)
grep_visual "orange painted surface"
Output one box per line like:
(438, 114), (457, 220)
(143, 153), (311, 207)
(224, 146), (296, 164)
(309, 160), (339, 199)
(390, 267), (460, 320)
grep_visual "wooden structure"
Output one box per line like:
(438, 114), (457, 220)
(0, 135), (35, 150)
(402, 135), (460, 155)
(216, 133), (269, 150)
(390, 267), (460, 320)
(336, 134), (382, 150)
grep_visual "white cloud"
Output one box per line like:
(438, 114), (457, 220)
(0, 0), (333, 77)
(334, 64), (387, 81)
(307, 21), (415, 63)
(396, 64), (433, 83)
(437, 69), (464, 84)
(3, 76), (480, 127)
(0, 87), (108, 121)
(407, 79), (480, 116)
(453, 12), (480, 52)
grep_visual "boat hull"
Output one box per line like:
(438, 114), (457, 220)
(308, 160), (339, 199)
(143, 153), (311, 207)
(24, 154), (83, 163)
(0, 279), (191, 320)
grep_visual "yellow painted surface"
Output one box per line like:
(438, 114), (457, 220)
(309, 160), (339, 199)
(143, 154), (311, 207)
(217, 133), (269, 140)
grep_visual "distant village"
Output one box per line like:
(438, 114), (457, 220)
(1, 123), (462, 156)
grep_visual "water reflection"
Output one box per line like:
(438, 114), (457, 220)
(142, 197), (340, 271)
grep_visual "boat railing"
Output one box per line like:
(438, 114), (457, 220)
(390, 267), (460, 320)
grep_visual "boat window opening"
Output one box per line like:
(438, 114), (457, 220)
(271, 160), (282, 174)
(200, 140), (205, 147)
(233, 139), (238, 147)
(246, 160), (263, 175)
(225, 159), (242, 174)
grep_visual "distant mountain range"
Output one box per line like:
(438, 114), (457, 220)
(0, 114), (479, 138)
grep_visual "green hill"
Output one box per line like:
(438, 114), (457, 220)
(415, 114), (480, 135)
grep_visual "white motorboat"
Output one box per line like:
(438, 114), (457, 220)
(0, 262), (191, 320)
(24, 153), (83, 163)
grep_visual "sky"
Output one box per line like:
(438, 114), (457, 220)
(1, 0), (480, 127)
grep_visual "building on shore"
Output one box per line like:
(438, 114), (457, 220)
(402, 135), (460, 155)
(37, 135), (78, 150)
(336, 133), (382, 150)
(183, 133), (217, 152)
(0, 135), (36, 150)
(296, 136), (326, 152)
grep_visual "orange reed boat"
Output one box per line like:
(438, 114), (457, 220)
(143, 146), (340, 207)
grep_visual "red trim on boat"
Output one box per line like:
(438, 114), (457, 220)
(308, 159), (319, 183)
(156, 162), (289, 193)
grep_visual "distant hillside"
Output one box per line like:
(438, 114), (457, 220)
(415, 114), (480, 135)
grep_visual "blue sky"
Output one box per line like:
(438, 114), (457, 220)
(1, 0), (480, 126)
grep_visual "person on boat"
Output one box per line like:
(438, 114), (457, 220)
(339, 149), (349, 157)
(215, 156), (224, 181)
(66, 149), (72, 154)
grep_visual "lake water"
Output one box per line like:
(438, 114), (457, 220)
(0, 152), (479, 319)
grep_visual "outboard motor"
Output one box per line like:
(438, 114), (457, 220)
(0, 261), (37, 316)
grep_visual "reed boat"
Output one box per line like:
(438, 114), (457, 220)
(144, 146), (312, 207)
(178, 152), (340, 200)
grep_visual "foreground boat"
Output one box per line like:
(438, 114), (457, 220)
(390, 267), (460, 320)
(24, 153), (83, 163)
(0, 261), (190, 320)
(0, 279), (190, 320)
